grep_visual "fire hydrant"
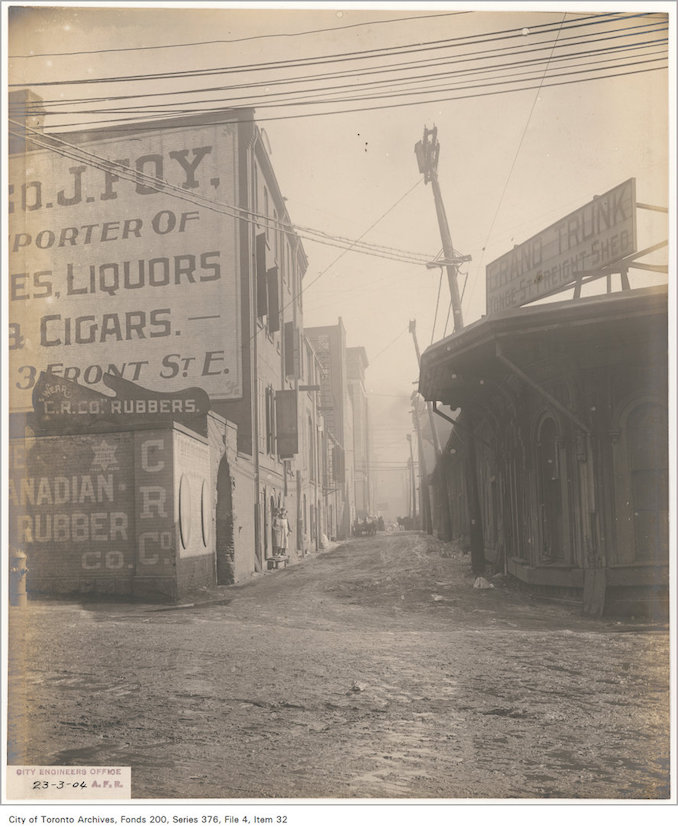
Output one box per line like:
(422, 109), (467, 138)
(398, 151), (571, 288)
(9, 548), (28, 609)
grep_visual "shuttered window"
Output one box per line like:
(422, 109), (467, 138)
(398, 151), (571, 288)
(267, 266), (280, 333)
(256, 233), (268, 318)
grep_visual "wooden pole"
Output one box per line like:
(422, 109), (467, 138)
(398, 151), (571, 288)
(416, 126), (485, 573)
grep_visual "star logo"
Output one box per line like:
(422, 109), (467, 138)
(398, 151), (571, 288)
(91, 439), (119, 472)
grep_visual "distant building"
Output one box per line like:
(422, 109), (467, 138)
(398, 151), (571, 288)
(371, 468), (410, 526)
(306, 319), (369, 539)
(347, 347), (371, 518)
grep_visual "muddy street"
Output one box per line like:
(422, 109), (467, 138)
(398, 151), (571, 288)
(9, 532), (670, 800)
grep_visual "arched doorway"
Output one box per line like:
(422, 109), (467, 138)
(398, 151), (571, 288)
(215, 457), (234, 584)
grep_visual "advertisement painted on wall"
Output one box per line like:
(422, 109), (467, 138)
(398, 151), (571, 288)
(8, 122), (242, 411)
(8, 433), (135, 589)
(486, 178), (637, 315)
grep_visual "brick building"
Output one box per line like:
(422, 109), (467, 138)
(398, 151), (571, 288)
(306, 319), (358, 540)
(7, 91), (326, 600)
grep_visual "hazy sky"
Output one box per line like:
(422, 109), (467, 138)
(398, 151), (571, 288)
(6, 1), (671, 465)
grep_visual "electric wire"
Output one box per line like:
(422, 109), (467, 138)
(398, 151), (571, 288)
(442, 301), (453, 338)
(264, 181), (426, 343)
(8, 15), (667, 349)
(465, 12), (569, 316)
(8, 11), (472, 58)
(9, 12), (656, 87)
(20, 62), (667, 134)
(11, 124), (429, 345)
(430, 269), (444, 345)
(16, 19), (667, 111)
(9, 120), (435, 266)
(23, 37), (667, 119)
(370, 327), (411, 364)
(10, 116), (460, 263)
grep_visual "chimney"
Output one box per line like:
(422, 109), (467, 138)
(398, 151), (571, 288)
(9, 89), (46, 155)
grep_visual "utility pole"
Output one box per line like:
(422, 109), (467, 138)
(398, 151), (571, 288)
(410, 394), (432, 534)
(408, 319), (442, 456)
(406, 434), (417, 527)
(415, 125), (485, 575)
(414, 127), (469, 333)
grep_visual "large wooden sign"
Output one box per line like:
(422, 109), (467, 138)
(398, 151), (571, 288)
(486, 178), (637, 315)
(8, 122), (242, 412)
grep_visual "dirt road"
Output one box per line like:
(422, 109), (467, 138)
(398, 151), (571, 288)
(9, 533), (670, 800)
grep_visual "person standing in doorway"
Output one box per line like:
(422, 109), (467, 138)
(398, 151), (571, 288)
(272, 507), (291, 558)
(280, 508), (292, 557)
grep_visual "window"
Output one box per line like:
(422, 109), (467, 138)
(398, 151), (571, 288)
(265, 385), (276, 456)
(256, 233), (268, 319)
(264, 188), (270, 242)
(267, 267), (280, 334)
(284, 322), (300, 378)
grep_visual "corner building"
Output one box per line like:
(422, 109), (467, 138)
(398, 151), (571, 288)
(8, 92), (318, 600)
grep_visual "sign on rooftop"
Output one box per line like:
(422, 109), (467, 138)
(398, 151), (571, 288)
(486, 178), (637, 316)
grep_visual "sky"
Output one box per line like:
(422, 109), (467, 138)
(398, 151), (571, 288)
(4, 0), (672, 469)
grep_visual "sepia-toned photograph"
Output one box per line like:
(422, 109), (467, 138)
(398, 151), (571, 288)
(3, 0), (674, 811)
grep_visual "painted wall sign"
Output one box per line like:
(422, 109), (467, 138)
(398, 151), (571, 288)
(9, 123), (242, 411)
(486, 178), (637, 315)
(31, 371), (210, 434)
(8, 434), (135, 585)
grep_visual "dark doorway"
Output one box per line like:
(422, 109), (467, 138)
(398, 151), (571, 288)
(216, 457), (234, 584)
(538, 417), (564, 561)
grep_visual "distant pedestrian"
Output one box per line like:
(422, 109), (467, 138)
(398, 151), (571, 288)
(272, 507), (291, 557)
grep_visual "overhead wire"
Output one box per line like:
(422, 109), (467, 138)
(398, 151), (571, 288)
(442, 301), (453, 339)
(9, 118), (428, 345)
(370, 327), (411, 363)
(9, 12), (656, 87)
(17, 62), (667, 135)
(8, 13), (667, 346)
(430, 269), (444, 346)
(265, 181), (426, 342)
(9, 119), (435, 267)
(22, 36), (668, 119)
(8, 11), (472, 58)
(464, 11), (570, 316)
(16, 17), (667, 111)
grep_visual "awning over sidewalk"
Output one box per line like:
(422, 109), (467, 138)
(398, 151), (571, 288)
(418, 285), (668, 410)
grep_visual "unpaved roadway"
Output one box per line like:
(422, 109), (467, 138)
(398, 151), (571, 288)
(8, 533), (670, 800)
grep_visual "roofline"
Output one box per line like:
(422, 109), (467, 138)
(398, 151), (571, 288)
(347, 346), (369, 370)
(253, 128), (308, 273)
(10, 96), (256, 150)
(10, 92), (309, 273)
(421, 285), (668, 369)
